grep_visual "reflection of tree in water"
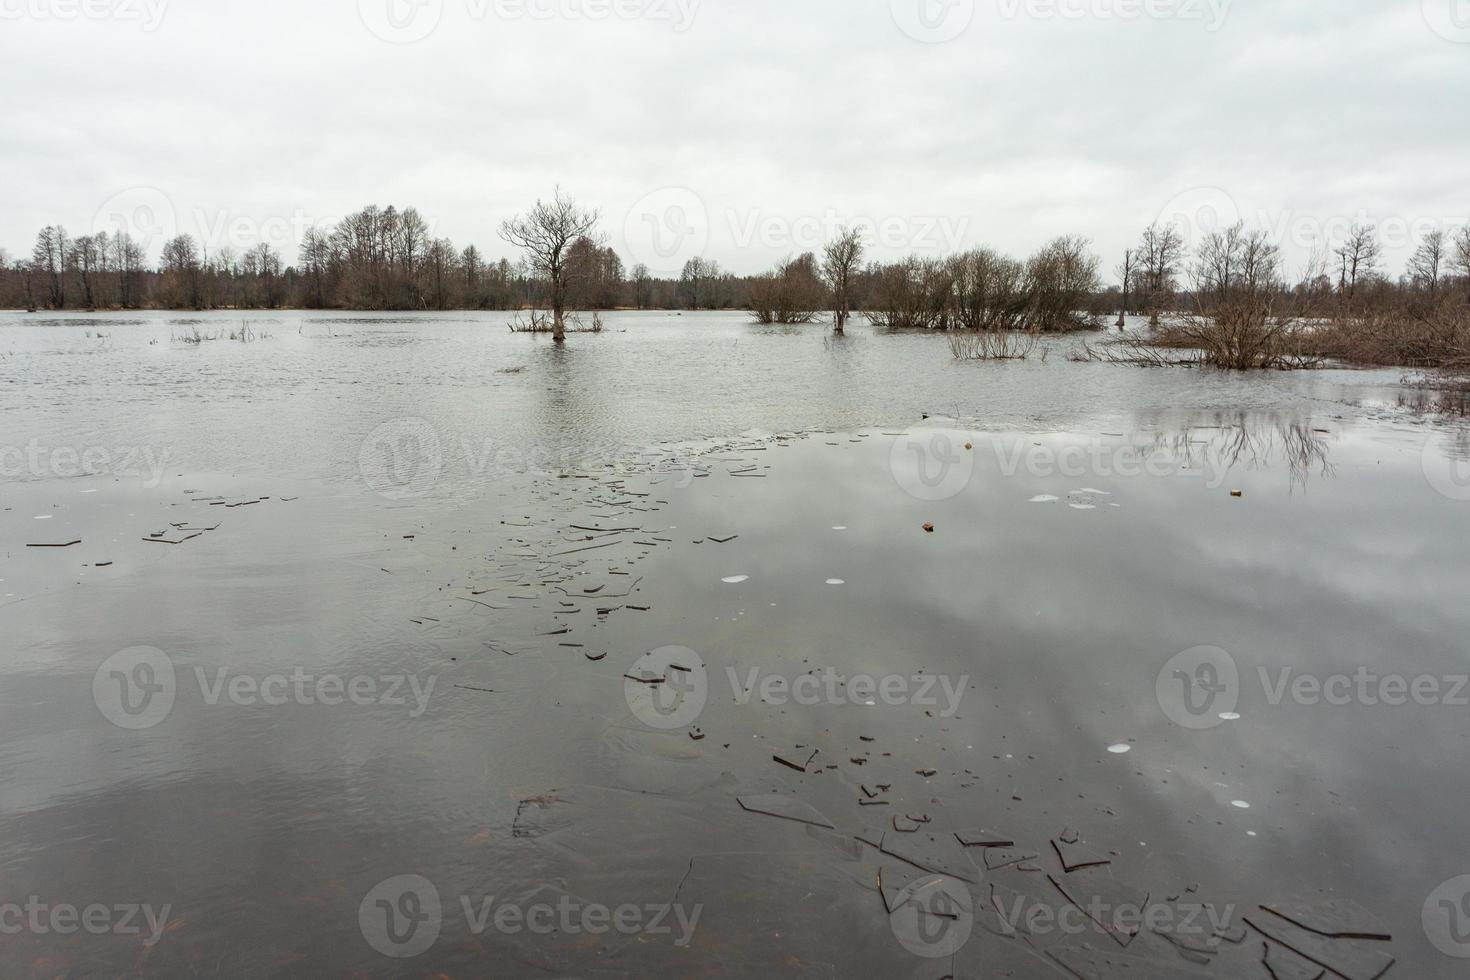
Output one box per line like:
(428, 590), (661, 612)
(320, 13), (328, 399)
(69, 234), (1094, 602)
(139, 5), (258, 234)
(1147, 413), (1335, 491)
(1397, 385), (1469, 418)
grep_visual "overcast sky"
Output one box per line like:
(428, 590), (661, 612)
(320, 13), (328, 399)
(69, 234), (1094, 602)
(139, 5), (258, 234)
(2, 0), (1466, 278)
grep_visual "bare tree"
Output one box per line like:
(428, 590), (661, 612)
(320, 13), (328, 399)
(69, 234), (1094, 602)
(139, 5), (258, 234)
(630, 263), (651, 309)
(679, 256), (716, 310)
(110, 232), (144, 309)
(1455, 226), (1470, 303)
(1116, 248), (1133, 329)
(32, 225), (68, 309)
(160, 234), (204, 309)
(72, 233), (100, 309)
(1334, 224), (1380, 298)
(299, 228), (333, 309)
(247, 242), (282, 308)
(460, 244), (484, 308)
(1136, 223), (1184, 325)
(821, 226), (865, 334)
(1196, 222), (1280, 299)
(499, 188), (600, 343)
(424, 238), (457, 310)
(1411, 228), (1446, 296)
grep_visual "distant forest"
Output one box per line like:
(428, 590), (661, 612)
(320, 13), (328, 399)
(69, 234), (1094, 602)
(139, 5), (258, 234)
(3, 201), (1468, 335)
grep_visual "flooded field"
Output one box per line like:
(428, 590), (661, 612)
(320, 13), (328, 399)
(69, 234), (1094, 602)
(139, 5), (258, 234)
(3, 311), (1470, 977)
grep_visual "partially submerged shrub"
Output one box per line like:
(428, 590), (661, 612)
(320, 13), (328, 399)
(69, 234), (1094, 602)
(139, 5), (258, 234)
(948, 328), (1039, 360)
(746, 254), (825, 325)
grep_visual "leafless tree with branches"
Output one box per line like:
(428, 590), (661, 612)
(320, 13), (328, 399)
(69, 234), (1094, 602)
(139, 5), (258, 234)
(499, 187), (600, 343)
(821, 226), (865, 334)
(1411, 229), (1447, 297)
(1334, 223), (1381, 299)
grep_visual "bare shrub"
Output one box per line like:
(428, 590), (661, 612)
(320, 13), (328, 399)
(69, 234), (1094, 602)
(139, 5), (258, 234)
(948, 328), (1039, 360)
(950, 249), (1030, 331)
(510, 310), (604, 334)
(1069, 336), (1202, 367)
(863, 257), (954, 329)
(1320, 301), (1470, 369)
(1150, 223), (1328, 370)
(747, 254), (825, 325)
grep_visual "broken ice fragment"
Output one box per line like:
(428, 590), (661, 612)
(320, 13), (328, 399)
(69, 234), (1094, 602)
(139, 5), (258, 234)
(736, 795), (834, 830)
(1261, 901), (1392, 942)
(955, 829), (1015, 848)
(1049, 945), (1216, 979)
(623, 669), (665, 685)
(1049, 867), (1148, 947)
(773, 746), (819, 773)
(1245, 910), (1394, 980)
(1051, 832), (1111, 873)
(983, 847), (1037, 871)
(1264, 942), (1326, 980)
(880, 832), (980, 883)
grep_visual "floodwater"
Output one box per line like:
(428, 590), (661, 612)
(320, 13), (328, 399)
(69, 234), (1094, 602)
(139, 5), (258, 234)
(2, 310), (1469, 977)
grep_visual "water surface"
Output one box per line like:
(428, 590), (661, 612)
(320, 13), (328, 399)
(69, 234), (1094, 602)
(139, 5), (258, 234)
(2, 311), (1468, 977)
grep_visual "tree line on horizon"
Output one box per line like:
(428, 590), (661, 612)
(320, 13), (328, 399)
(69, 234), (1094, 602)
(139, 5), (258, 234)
(3, 196), (1468, 333)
